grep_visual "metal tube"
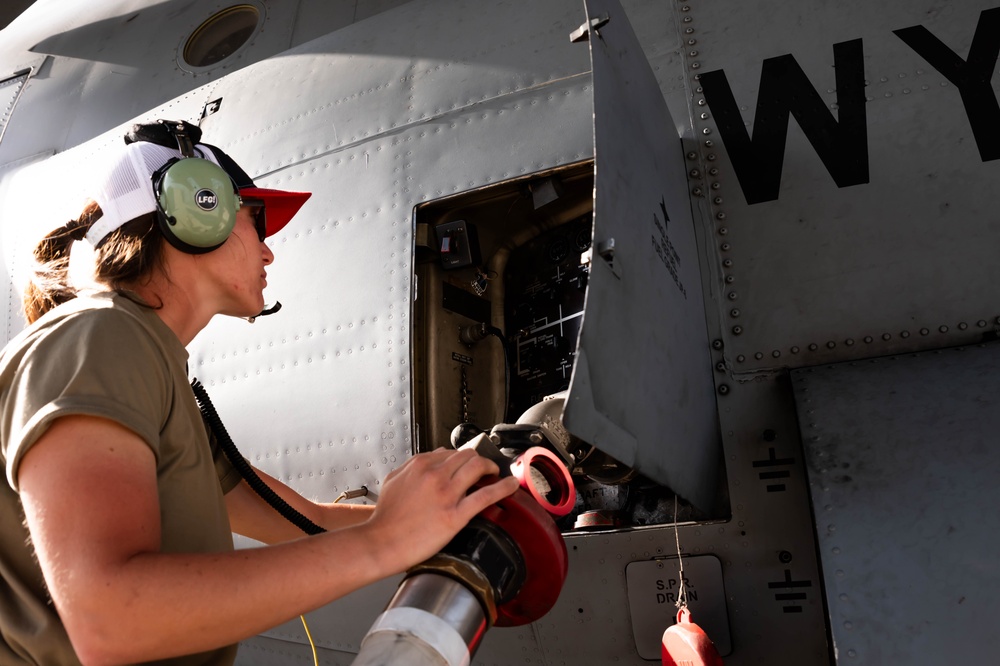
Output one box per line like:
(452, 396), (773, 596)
(353, 573), (487, 666)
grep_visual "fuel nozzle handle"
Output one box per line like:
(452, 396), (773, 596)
(456, 431), (513, 478)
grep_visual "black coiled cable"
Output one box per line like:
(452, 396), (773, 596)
(459, 322), (511, 423)
(484, 325), (511, 423)
(190, 378), (326, 536)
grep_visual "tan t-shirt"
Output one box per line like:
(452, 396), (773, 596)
(0, 292), (242, 665)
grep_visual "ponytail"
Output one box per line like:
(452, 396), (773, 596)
(22, 201), (165, 324)
(22, 202), (98, 324)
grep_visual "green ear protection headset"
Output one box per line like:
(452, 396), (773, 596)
(148, 120), (241, 254)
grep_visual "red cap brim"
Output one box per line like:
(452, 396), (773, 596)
(240, 187), (312, 237)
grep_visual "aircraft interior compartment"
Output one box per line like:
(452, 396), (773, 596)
(413, 162), (725, 532)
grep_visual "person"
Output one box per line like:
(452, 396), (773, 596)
(0, 120), (518, 665)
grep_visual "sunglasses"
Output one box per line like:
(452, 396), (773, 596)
(240, 197), (267, 242)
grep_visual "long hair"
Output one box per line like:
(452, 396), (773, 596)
(22, 201), (165, 324)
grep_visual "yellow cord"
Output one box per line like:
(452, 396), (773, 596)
(300, 615), (319, 666)
(299, 486), (366, 665)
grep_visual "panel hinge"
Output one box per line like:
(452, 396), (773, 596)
(570, 14), (610, 43)
(597, 237), (622, 279)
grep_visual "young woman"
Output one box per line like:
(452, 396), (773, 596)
(0, 121), (517, 665)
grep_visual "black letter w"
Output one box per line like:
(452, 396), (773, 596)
(700, 40), (869, 205)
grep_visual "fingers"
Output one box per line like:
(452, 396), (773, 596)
(438, 446), (502, 484)
(401, 447), (502, 486)
(366, 449), (525, 571)
(430, 447), (519, 521)
(459, 475), (519, 518)
(396, 447), (517, 513)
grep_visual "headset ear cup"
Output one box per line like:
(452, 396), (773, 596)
(155, 158), (239, 254)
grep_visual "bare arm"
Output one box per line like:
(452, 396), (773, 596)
(18, 414), (517, 666)
(225, 466), (375, 544)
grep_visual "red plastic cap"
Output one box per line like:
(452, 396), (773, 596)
(662, 608), (724, 666)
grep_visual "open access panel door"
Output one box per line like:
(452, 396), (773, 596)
(564, 0), (720, 512)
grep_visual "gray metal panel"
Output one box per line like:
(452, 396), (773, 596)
(0, 0), (411, 168)
(196, 0), (593, 179)
(679, 0), (1000, 371)
(24, 0), (349, 75)
(565, 0), (720, 511)
(793, 343), (1000, 664)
